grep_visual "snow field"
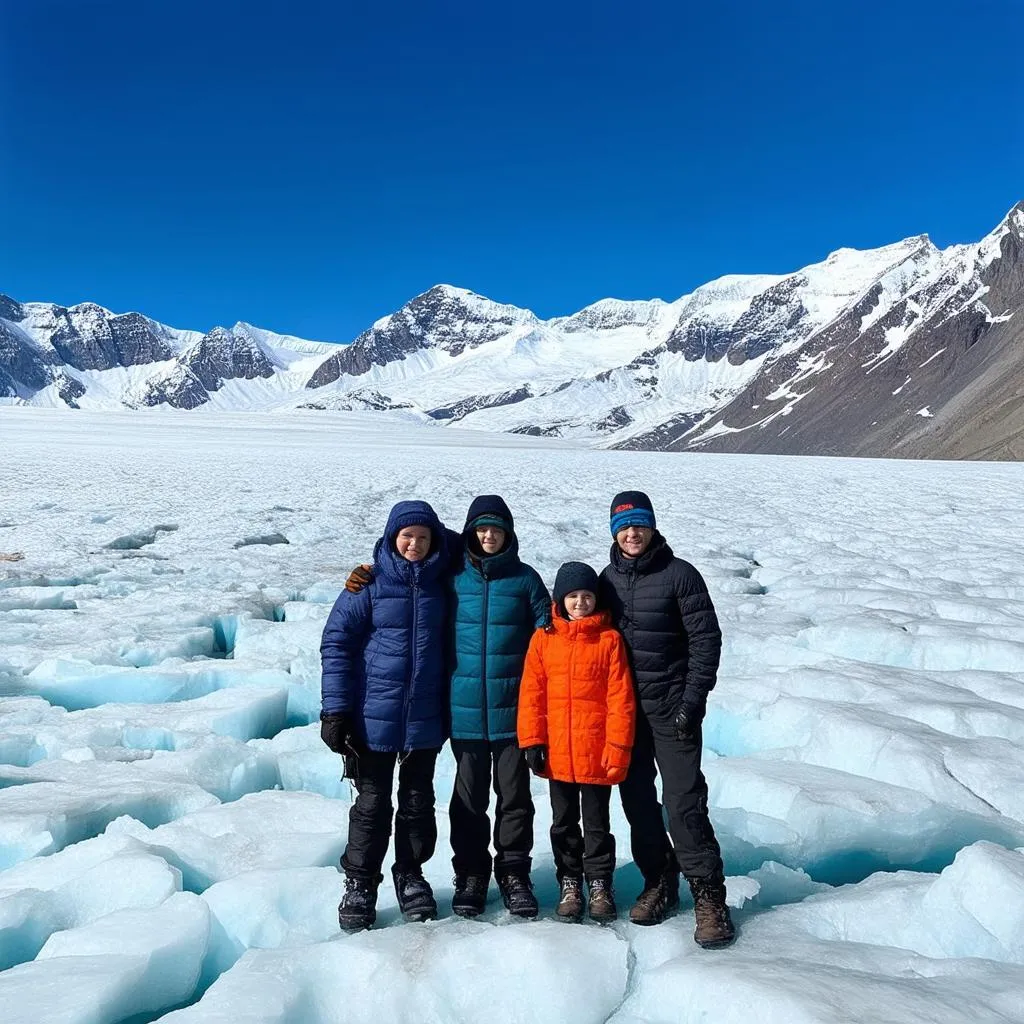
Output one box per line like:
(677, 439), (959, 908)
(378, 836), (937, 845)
(1, 409), (1024, 1022)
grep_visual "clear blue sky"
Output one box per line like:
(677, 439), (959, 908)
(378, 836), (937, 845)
(2, 0), (1021, 342)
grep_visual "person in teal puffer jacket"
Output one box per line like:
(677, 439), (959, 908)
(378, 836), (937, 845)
(449, 495), (550, 920)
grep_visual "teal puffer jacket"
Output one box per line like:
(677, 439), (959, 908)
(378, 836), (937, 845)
(450, 534), (550, 741)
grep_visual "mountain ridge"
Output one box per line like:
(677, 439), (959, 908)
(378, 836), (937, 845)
(2, 203), (1021, 459)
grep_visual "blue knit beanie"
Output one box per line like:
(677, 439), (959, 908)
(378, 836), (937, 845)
(388, 500), (439, 539)
(609, 490), (656, 536)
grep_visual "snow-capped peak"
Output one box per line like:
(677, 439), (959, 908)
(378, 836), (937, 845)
(4, 202), (1021, 461)
(549, 297), (675, 334)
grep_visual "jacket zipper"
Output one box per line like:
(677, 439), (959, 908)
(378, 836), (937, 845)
(403, 569), (418, 752)
(480, 564), (490, 741)
(627, 565), (637, 649)
(566, 621), (575, 778)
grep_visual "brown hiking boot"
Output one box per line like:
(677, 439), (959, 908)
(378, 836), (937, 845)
(688, 877), (736, 948)
(587, 878), (617, 923)
(628, 876), (671, 926)
(556, 876), (584, 922)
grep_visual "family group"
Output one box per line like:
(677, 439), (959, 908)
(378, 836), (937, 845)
(318, 490), (735, 949)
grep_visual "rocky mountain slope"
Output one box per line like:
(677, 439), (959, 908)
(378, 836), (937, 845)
(2, 202), (1021, 459)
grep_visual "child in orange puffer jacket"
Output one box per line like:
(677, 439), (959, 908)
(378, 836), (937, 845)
(517, 561), (636, 923)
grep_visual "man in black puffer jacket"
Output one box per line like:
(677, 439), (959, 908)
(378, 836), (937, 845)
(599, 490), (734, 948)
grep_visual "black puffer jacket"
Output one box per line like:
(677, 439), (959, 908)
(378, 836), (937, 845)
(599, 532), (721, 718)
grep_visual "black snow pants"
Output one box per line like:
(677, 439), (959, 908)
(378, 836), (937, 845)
(549, 780), (615, 881)
(341, 747), (440, 882)
(618, 709), (724, 884)
(449, 738), (534, 877)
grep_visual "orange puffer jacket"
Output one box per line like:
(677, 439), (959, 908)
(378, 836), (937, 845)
(517, 605), (636, 785)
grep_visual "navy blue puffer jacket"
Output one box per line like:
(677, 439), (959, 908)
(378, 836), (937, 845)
(320, 500), (452, 752)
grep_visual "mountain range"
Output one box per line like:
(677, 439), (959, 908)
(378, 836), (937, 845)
(2, 202), (1022, 459)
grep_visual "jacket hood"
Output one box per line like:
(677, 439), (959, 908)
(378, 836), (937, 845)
(374, 500), (448, 582)
(463, 494), (514, 533)
(463, 494), (520, 568)
(548, 603), (613, 634)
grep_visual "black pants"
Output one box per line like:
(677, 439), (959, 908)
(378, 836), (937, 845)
(341, 747), (440, 882)
(449, 739), (534, 877)
(549, 780), (614, 881)
(618, 710), (723, 883)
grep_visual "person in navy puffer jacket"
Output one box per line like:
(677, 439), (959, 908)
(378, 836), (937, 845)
(320, 499), (453, 932)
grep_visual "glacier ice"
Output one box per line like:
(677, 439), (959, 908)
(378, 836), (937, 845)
(1, 409), (1024, 1022)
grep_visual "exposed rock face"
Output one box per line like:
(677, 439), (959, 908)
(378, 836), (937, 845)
(109, 312), (173, 365)
(133, 365), (210, 410)
(664, 317), (738, 362)
(306, 285), (538, 388)
(591, 405), (633, 432)
(0, 302), (286, 408)
(53, 373), (87, 409)
(5, 301), (170, 378)
(305, 350), (350, 390)
(47, 303), (123, 370)
(659, 277), (815, 366)
(982, 204), (1024, 316)
(669, 207), (1024, 460)
(427, 386), (533, 422)
(616, 412), (702, 450)
(180, 327), (276, 392)
(550, 299), (669, 335)
(0, 294), (25, 321)
(0, 320), (52, 393)
(297, 389), (415, 413)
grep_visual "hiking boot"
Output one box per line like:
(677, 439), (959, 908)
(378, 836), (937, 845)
(555, 876), (584, 922)
(338, 875), (378, 931)
(628, 875), (671, 926)
(392, 867), (437, 923)
(688, 876), (736, 949)
(497, 871), (539, 919)
(588, 878), (617, 923)
(452, 873), (489, 918)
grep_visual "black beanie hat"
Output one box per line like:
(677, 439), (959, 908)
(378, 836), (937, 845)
(610, 490), (656, 536)
(463, 494), (514, 533)
(553, 561), (600, 610)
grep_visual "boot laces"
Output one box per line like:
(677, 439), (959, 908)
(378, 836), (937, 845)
(344, 877), (374, 904)
(636, 882), (664, 910)
(692, 882), (728, 926)
(504, 873), (532, 894)
(397, 870), (430, 899)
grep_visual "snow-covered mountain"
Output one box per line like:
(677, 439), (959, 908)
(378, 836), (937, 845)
(0, 305), (336, 414)
(2, 202), (1021, 458)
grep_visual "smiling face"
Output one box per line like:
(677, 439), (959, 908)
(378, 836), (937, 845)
(564, 589), (597, 620)
(395, 525), (432, 562)
(616, 525), (653, 559)
(474, 524), (506, 555)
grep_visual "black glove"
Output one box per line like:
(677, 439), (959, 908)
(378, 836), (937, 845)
(672, 701), (705, 742)
(320, 712), (352, 754)
(524, 745), (547, 776)
(345, 563), (374, 594)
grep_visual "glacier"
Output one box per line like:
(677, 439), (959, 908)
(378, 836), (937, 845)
(1, 407), (1024, 1022)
